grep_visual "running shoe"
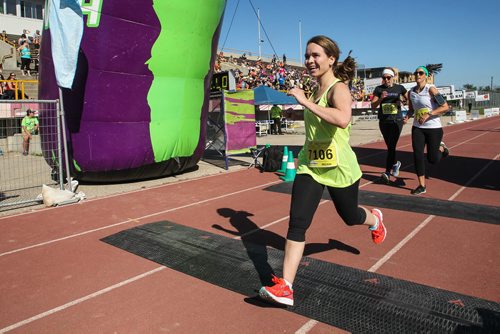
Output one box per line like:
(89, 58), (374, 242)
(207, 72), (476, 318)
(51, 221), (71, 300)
(391, 161), (402, 177)
(440, 142), (449, 158)
(411, 185), (426, 195)
(259, 275), (294, 306)
(380, 172), (390, 184)
(370, 209), (386, 244)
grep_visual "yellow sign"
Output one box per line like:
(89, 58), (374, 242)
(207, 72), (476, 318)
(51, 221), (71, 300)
(307, 141), (338, 168)
(415, 107), (430, 119)
(382, 103), (398, 115)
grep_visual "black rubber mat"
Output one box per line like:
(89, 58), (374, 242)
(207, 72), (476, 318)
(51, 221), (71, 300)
(102, 221), (500, 333)
(265, 182), (500, 225)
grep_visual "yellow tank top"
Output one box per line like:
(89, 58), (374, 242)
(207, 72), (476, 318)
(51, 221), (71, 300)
(296, 80), (362, 188)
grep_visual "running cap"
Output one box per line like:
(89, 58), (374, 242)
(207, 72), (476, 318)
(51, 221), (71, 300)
(382, 69), (395, 77)
(415, 66), (429, 76)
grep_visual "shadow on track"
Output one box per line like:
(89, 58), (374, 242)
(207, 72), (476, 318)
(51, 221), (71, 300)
(213, 207), (360, 285)
(353, 146), (499, 192)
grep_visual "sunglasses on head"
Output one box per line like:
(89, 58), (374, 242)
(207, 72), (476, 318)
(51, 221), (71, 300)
(414, 71), (426, 76)
(382, 76), (392, 80)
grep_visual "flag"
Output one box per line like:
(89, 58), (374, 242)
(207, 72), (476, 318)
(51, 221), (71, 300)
(48, 0), (84, 89)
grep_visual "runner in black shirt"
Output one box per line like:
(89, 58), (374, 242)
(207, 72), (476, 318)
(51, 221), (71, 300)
(371, 68), (408, 183)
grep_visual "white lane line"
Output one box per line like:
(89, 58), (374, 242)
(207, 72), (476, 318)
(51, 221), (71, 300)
(0, 180), (281, 258)
(448, 153), (500, 201)
(395, 130), (495, 176)
(368, 215), (435, 273)
(368, 151), (499, 273)
(0, 168), (247, 221)
(2, 147), (495, 332)
(295, 320), (320, 334)
(235, 178), (377, 241)
(357, 117), (499, 162)
(0, 267), (166, 334)
(4, 120), (497, 333)
(296, 126), (499, 333)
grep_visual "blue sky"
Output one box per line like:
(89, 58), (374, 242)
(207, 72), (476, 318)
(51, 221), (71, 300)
(219, 0), (500, 89)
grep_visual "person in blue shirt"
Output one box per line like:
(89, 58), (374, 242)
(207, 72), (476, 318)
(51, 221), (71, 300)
(17, 41), (32, 76)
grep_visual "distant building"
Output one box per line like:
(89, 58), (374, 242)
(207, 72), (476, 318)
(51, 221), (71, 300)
(0, 0), (44, 35)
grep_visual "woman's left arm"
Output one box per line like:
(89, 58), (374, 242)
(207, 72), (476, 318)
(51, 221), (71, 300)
(289, 83), (352, 128)
(428, 86), (449, 116)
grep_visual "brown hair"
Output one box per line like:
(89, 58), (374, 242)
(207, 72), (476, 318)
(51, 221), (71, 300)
(307, 35), (356, 82)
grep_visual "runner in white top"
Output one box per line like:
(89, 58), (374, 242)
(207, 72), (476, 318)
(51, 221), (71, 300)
(407, 65), (450, 195)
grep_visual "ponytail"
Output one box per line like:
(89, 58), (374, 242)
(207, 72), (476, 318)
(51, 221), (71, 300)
(334, 51), (356, 82)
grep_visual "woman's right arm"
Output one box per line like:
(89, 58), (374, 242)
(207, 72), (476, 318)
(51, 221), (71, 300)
(371, 87), (381, 109)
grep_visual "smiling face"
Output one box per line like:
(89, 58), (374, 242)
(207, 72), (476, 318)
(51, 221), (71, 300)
(304, 42), (335, 78)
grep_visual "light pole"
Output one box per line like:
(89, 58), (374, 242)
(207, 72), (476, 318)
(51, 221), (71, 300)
(298, 20), (302, 64)
(257, 8), (262, 59)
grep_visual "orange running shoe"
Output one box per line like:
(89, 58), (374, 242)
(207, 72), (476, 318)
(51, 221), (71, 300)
(259, 275), (294, 306)
(370, 209), (386, 244)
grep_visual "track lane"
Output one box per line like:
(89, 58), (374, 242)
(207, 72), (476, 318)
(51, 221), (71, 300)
(1, 116), (498, 333)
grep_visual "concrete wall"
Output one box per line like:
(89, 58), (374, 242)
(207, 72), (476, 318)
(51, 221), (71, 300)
(0, 14), (43, 36)
(7, 133), (42, 155)
(0, 40), (17, 70)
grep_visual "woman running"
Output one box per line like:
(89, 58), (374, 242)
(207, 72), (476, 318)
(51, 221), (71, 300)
(408, 65), (450, 195)
(259, 35), (387, 307)
(371, 68), (408, 183)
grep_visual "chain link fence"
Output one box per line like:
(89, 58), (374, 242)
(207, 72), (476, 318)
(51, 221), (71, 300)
(0, 100), (69, 212)
(466, 91), (500, 110)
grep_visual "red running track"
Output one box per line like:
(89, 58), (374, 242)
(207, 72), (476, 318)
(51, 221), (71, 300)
(1, 116), (499, 333)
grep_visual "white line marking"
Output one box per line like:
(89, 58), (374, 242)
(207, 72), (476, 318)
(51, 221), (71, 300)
(357, 117), (499, 162)
(3, 119), (497, 333)
(368, 215), (435, 273)
(448, 153), (500, 201)
(0, 267), (166, 333)
(295, 320), (319, 334)
(368, 151), (499, 273)
(234, 178), (377, 241)
(0, 168), (247, 221)
(295, 123), (499, 333)
(0, 180), (281, 258)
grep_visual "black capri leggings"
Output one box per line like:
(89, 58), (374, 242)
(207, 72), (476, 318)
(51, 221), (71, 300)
(379, 120), (403, 173)
(21, 58), (31, 72)
(287, 174), (366, 242)
(411, 126), (443, 177)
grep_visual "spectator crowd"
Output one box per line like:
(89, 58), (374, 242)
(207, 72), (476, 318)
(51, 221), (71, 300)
(215, 51), (315, 98)
(0, 28), (41, 99)
(215, 51), (371, 102)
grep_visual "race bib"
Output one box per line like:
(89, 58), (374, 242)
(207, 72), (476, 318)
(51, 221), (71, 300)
(415, 107), (430, 119)
(307, 141), (338, 168)
(382, 103), (398, 115)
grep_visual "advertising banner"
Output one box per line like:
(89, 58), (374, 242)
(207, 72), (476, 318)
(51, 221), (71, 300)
(455, 110), (467, 122)
(475, 94), (490, 102)
(223, 90), (256, 154)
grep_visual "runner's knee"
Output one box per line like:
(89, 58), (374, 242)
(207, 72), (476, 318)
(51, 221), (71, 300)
(341, 207), (366, 226)
(286, 219), (308, 242)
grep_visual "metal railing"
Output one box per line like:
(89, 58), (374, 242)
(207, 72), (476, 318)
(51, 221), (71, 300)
(1, 79), (37, 99)
(0, 100), (70, 211)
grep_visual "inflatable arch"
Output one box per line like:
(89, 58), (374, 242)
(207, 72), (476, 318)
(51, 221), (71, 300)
(39, 0), (226, 182)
